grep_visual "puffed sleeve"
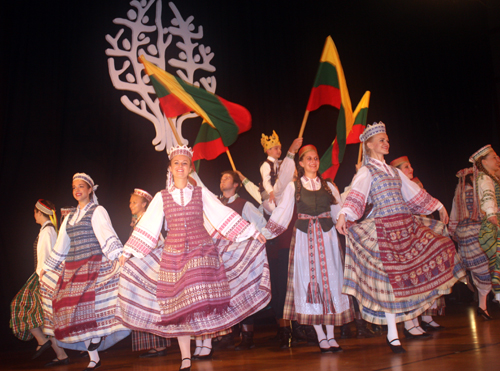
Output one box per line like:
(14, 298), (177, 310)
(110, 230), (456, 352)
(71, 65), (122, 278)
(338, 166), (372, 221)
(91, 206), (123, 261)
(124, 192), (165, 259)
(478, 173), (498, 218)
(243, 178), (262, 204)
(36, 224), (57, 275)
(242, 201), (267, 232)
(399, 169), (442, 215)
(274, 153), (296, 203)
(202, 187), (260, 242)
(261, 182), (296, 239)
(328, 182), (342, 221)
(43, 217), (71, 271)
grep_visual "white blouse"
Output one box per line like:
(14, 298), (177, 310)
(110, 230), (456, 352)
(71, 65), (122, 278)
(36, 221), (57, 275)
(339, 157), (442, 221)
(43, 202), (123, 271)
(477, 173), (499, 218)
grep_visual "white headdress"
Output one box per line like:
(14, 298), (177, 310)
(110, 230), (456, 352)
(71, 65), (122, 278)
(166, 145), (194, 190)
(73, 173), (99, 205)
(360, 122), (386, 165)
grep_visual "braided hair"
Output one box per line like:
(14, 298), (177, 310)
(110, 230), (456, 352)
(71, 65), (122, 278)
(476, 155), (500, 189)
(295, 154), (338, 205)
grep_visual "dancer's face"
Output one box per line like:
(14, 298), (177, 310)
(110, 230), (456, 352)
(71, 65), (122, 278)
(481, 151), (500, 173)
(169, 155), (191, 180)
(299, 150), (320, 176)
(367, 133), (390, 156)
(129, 194), (147, 216)
(72, 179), (92, 204)
(398, 162), (414, 179)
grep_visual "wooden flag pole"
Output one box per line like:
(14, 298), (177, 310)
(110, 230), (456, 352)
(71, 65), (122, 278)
(298, 110), (310, 138)
(226, 149), (236, 171)
(357, 142), (363, 164)
(166, 116), (183, 145)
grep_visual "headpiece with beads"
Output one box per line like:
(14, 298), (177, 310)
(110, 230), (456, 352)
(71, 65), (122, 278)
(133, 188), (153, 203)
(390, 156), (409, 168)
(168, 145), (194, 160)
(298, 144), (318, 159)
(36, 199), (58, 231)
(261, 130), (281, 153)
(360, 122), (387, 165)
(73, 173), (99, 205)
(469, 145), (493, 164)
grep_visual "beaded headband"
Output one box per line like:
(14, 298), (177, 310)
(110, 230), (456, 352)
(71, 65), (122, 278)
(390, 156), (409, 168)
(35, 200), (54, 215)
(359, 122), (386, 142)
(168, 145), (193, 160)
(73, 172), (99, 205)
(298, 144), (318, 159)
(133, 188), (153, 203)
(261, 130), (281, 153)
(469, 145), (493, 163)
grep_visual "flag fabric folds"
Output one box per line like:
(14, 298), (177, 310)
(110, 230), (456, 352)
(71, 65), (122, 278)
(139, 55), (251, 161)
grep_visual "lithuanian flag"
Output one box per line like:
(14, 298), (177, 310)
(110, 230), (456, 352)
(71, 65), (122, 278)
(320, 91), (370, 180)
(139, 56), (251, 157)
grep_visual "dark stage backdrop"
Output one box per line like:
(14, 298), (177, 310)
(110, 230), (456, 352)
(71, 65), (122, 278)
(1, 0), (499, 349)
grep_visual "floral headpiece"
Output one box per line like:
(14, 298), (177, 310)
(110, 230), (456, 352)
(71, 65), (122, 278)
(168, 145), (194, 160)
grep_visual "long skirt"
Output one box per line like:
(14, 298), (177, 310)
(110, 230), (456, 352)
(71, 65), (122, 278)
(455, 219), (491, 296)
(40, 258), (130, 351)
(479, 215), (500, 293)
(10, 273), (43, 341)
(343, 214), (465, 324)
(132, 331), (169, 352)
(283, 227), (354, 326)
(116, 238), (271, 338)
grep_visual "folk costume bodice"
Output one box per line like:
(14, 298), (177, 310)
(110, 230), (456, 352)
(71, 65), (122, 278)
(66, 204), (102, 262)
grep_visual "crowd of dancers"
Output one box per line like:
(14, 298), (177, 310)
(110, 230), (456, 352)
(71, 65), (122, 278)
(9, 122), (500, 370)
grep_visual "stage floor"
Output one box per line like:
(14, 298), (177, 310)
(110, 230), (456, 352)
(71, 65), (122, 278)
(3, 302), (499, 371)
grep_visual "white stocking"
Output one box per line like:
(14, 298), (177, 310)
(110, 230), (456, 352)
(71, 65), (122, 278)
(325, 325), (338, 347)
(313, 325), (329, 349)
(199, 338), (212, 356)
(385, 313), (400, 346)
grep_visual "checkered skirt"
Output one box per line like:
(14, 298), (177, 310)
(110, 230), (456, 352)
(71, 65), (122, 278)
(10, 273), (43, 341)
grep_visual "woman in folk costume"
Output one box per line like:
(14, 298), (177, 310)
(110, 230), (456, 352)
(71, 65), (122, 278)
(39, 173), (130, 371)
(127, 189), (170, 358)
(390, 156), (448, 334)
(116, 145), (270, 371)
(262, 145), (354, 353)
(10, 200), (69, 366)
(449, 167), (492, 319)
(336, 122), (465, 353)
(469, 145), (500, 304)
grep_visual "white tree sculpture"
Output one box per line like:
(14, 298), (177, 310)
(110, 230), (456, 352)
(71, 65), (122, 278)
(105, 0), (216, 152)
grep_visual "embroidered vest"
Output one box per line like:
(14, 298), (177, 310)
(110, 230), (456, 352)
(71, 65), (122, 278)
(66, 204), (102, 262)
(365, 163), (412, 218)
(162, 186), (212, 251)
(294, 181), (333, 233)
(259, 159), (278, 193)
(226, 196), (247, 216)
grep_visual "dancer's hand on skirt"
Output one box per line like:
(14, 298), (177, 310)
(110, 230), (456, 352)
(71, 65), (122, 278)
(119, 254), (129, 267)
(438, 207), (449, 225)
(336, 214), (348, 235)
(256, 233), (266, 244)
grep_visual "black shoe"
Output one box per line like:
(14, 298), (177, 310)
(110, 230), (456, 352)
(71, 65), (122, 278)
(192, 346), (212, 360)
(76, 351), (89, 358)
(278, 327), (292, 349)
(213, 333), (235, 349)
(139, 348), (168, 358)
(83, 360), (101, 371)
(327, 339), (343, 352)
(420, 320), (444, 331)
(477, 307), (493, 321)
(87, 338), (103, 351)
(32, 340), (52, 359)
(180, 357), (191, 370)
(318, 339), (333, 353)
(403, 327), (431, 339)
(386, 337), (405, 354)
(44, 357), (70, 367)
(235, 331), (255, 350)
(355, 319), (377, 338)
(340, 324), (352, 339)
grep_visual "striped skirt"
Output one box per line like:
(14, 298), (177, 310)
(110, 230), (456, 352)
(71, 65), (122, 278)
(10, 273), (43, 341)
(456, 219), (491, 295)
(132, 331), (169, 352)
(479, 215), (500, 293)
(116, 238), (270, 338)
(343, 217), (465, 325)
(283, 228), (354, 326)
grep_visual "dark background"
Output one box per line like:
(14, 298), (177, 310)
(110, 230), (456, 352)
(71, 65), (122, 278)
(1, 0), (499, 350)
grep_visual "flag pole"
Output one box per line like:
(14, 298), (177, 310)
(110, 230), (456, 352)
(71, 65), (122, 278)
(226, 149), (236, 171)
(298, 110), (310, 138)
(357, 142), (363, 164)
(166, 116), (183, 145)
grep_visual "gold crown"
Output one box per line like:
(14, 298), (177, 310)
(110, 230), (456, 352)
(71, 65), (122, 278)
(261, 130), (281, 152)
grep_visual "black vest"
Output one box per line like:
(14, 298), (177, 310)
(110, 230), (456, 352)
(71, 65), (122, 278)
(294, 181), (334, 233)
